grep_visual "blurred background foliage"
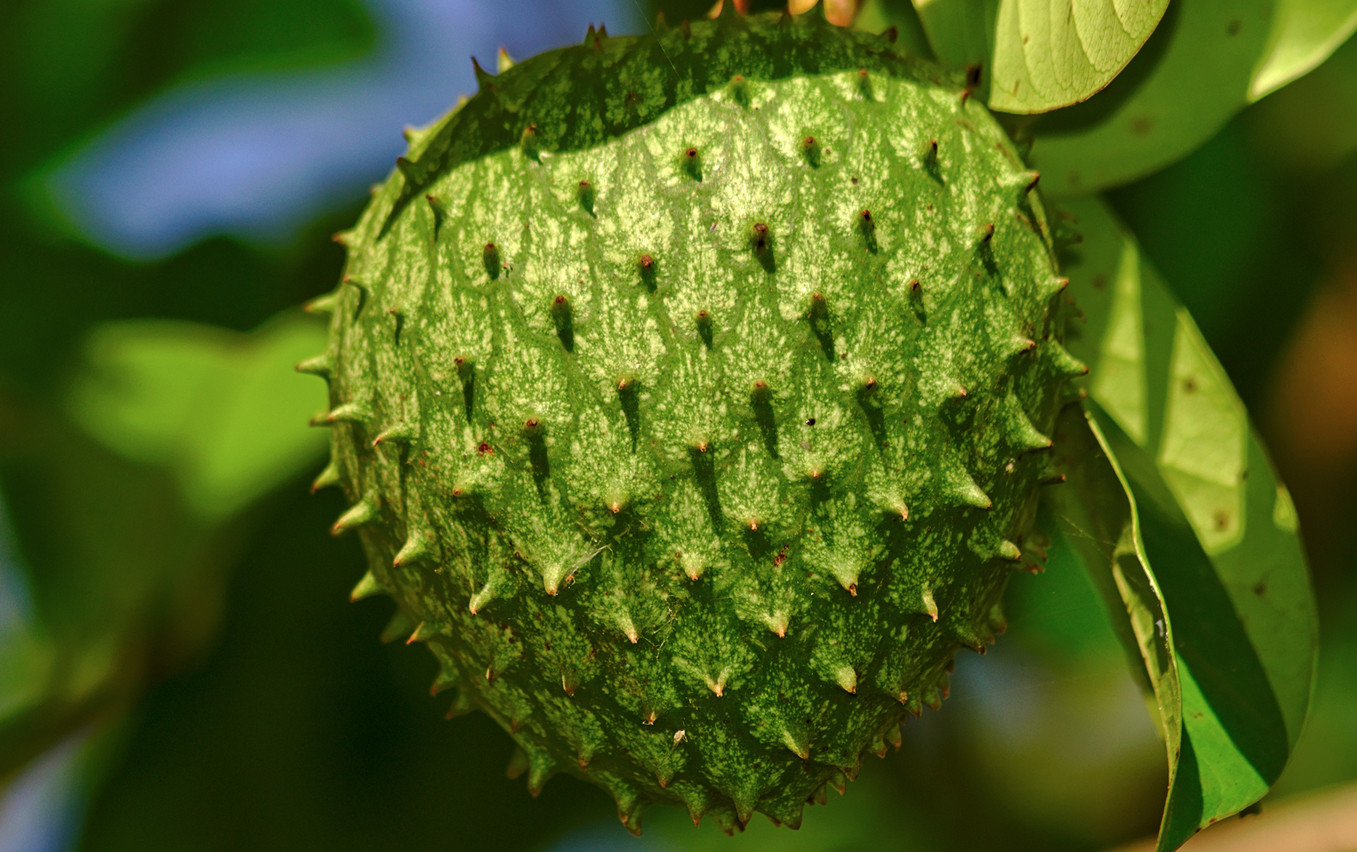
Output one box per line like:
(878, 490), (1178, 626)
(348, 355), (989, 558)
(0, 1), (1354, 850)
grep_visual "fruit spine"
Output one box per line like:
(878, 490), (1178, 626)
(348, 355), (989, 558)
(302, 5), (1083, 834)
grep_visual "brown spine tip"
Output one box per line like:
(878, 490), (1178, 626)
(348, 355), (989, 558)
(471, 56), (495, 90)
(808, 291), (828, 321)
(695, 308), (714, 347)
(638, 253), (657, 291)
(751, 378), (772, 406)
(802, 135), (821, 167)
(921, 139), (939, 168)
(682, 146), (702, 179)
(857, 67), (873, 98)
(550, 292), (573, 347)
(750, 223), (775, 271)
(730, 73), (750, 106)
(979, 223), (995, 244)
(752, 222), (769, 250)
(858, 209), (877, 251)
(520, 124), (540, 160)
(576, 179), (595, 214)
(483, 242), (500, 279)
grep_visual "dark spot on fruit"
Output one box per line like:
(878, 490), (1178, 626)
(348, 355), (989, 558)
(477, 442), (493, 455)
(805, 418), (816, 426)
(1131, 116), (1153, 135)
(1227, 19), (1241, 35)
(1184, 377), (1197, 393)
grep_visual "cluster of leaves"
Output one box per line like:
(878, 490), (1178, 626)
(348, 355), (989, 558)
(1, 1), (1353, 850)
(841, 2), (1344, 848)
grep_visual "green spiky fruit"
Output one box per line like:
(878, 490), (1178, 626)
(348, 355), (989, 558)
(302, 6), (1083, 834)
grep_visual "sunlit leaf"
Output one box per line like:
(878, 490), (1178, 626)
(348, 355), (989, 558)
(1020, 2), (1276, 195)
(64, 311), (329, 521)
(989, 0), (1171, 113)
(1049, 196), (1318, 850)
(909, 0), (1169, 112)
(1250, 0), (1357, 99)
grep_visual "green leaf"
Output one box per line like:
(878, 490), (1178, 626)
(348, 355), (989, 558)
(912, 1), (1357, 192)
(989, 0), (1171, 113)
(1050, 196), (1318, 850)
(0, 311), (329, 782)
(1250, 0), (1357, 99)
(909, 0), (1170, 112)
(1022, 2), (1277, 196)
(1049, 405), (1183, 830)
(64, 311), (329, 521)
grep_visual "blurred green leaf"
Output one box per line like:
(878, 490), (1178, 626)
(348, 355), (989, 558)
(0, 310), (328, 783)
(910, 0), (998, 71)
(908, 0), (1169, 113)
(1050, 196), (1318, 850)
(854, 0), (935, 59)
(64, 311), (328, 521)
(1250, 0), (1357, 99)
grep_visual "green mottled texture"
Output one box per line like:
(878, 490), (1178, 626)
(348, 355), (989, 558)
(305, 9), (1083, 834)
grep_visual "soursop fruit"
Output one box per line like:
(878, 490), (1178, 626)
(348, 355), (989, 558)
(300, 5), (1084, 834)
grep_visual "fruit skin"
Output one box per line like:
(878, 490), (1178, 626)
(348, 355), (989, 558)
(302, 5), (1083, 835)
